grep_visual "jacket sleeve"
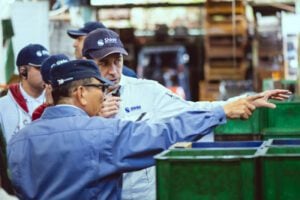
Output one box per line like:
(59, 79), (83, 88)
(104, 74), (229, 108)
(152, 82), (247, 118)
(106, 106), (226, 173)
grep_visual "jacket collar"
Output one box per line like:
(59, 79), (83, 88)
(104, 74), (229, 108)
(8, 83), (29, 113)
(41, 105), (88, 119)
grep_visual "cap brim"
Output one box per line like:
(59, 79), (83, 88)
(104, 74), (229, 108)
(28, 55), (49, 67)
(67, 30), (87, 39)
(28, 63), (42, 67)
(96, 76), (113, 86)
(89, 47), (128, 60)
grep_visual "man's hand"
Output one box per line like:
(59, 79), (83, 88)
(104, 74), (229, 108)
(223, 96), (257, 119)
(98, 95), (121, 118)
(248, 89), (291, 108)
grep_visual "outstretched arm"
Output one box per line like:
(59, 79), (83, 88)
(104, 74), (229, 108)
(247, 89), (291, 108)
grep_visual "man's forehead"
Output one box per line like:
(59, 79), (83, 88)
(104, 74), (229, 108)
(91, 77), (101, 83)
(77, 35), (86, 41)
(98, 53), (123, 61)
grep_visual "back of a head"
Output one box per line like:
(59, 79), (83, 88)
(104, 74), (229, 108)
(41, 54), (70, 84)
(67, 21), (106, 39)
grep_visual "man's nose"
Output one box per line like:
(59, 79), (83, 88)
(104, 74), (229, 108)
(108, 64), (118, 74)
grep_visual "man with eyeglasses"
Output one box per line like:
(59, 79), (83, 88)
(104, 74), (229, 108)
(0, 44), (49, 143)
(8, 59), (233, 199)
(82, 28), (291, 200)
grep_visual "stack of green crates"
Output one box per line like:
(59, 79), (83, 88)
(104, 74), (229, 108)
(214, 109), (264, 140)
(155, 139), (300, 199)
(261, 139), (300, 200)
(155, 141), (262, 200)
(214, 100), (300, 140)
(262, 101), (300, 139)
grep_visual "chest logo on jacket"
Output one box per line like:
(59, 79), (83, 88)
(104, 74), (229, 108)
(125, 105), (141, 113)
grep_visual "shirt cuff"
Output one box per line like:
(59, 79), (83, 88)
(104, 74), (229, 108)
(211, 106), (227, 125)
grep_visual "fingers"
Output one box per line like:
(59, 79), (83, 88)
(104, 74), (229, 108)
(100, 96), (121, 118)
(245, 101), (256, 111)
(270, 93), (291, 100)
(246, 94), (265, 102)
(100, 108), (119, 118)
(223, 98), (256, 119)
(272, 89), (291, 94)
(261, 89), (292, 101)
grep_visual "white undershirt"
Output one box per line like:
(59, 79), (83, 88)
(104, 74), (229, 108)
(20, 84), (45, 116)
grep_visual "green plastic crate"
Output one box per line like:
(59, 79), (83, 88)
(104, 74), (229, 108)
(262, 128), (300, 140)
(264, 101), (300, 129)
(214, 109), (263, 135)
(262, 101), (300, 139)
(261, 147), (300, 200)
(155, 148), (259, 200)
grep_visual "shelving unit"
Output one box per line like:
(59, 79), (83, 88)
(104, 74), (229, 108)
(201, 0), (249, 100)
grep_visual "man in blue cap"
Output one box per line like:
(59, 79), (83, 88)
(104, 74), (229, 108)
(32, 54), (70, 120)
(67, 21), (137, 78)
(82, 28), (292, 200)
(0, 44), (49, 143)
(8, 59), (229, 200)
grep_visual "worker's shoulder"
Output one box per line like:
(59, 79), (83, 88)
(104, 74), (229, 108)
(0, 93), (11, 107)
(123, 76), (161, 88)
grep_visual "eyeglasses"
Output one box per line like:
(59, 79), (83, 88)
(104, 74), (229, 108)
(82, 83), (109, 93)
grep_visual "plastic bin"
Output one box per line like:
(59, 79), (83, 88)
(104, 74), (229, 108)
(269, 139), (300, 146)
(214, 109), (264, 141)
(262, 128), (300, 140)
(191, 141), (263, 148)
(261, 147), (300, 200)
(155, 148), (259, 200)
(264, 101), (300, 129)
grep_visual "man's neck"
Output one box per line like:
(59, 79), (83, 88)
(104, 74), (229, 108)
(20, 82), (43, 98)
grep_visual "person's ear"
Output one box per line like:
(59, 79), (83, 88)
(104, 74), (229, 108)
(74, 86), (88, 106)
(19, 66), (28, 79)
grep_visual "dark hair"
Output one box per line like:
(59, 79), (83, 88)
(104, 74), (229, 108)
(51, 78), (93, 104)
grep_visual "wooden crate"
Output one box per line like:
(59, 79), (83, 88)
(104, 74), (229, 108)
(205, 45), (246, 58)
(206, 35), (247, 46)
(205, 0), (245, 15)
(205, 19), (248, 36)
(198, 81), (220, 101)
(205, 60), (247, 80)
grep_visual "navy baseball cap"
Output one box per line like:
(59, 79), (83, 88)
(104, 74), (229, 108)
(67, 22), (106, 39)
(51, 60), (112, 87)
(82, 28), (128, 60)
(41, 54), (70, 84)
(16, 44), (50, 67)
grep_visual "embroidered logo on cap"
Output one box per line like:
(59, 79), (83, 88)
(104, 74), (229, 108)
(50, 59), (69, 69)
(104, 38), (117, 44)
(57, 77), (74, 85)
(97, 39), (104, 47)
(36, 50), (49, 57)
(97, 38), (118, 47)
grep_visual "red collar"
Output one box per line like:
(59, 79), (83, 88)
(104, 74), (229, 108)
(8, 83), (29, 113)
